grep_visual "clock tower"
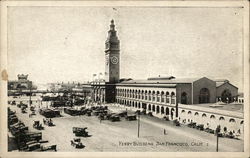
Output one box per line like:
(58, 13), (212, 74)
(105, 19), (120, 83)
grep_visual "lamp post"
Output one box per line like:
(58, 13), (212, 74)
(215, 125), (221, 152)
(29, 85), (32, 107)
(137, 111), (140, 138)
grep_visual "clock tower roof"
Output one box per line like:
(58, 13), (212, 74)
(106, 19), (119, 44)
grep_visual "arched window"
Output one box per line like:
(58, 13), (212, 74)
(166, 108), (169, 115)
(152, 91), (156, 101)
(221, 89), (232, 103)
(229, 118), (236, 123)
(161, 107), (165, 114)
(145, 90), (148, 100)
(219, 117), (225, 120)
(181, 92), (188, 104)
(194, 112), (199, 116)
(152, 105), (155, 112)
(156, 91), (160, 102)
(210, 115), (215, 119)
(161, 91), (165, 102)
(148, 91), (152, 101)
(199, 88), (210, 104)
(202, 113), (207, 117)
(171, 92), (175, 104)
(156, 106), (160, 113)
(166, 92), (170, 103)
(148, 104), (151, 110)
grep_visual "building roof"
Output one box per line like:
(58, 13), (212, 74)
(118, 77), (200, 85)
(179, 103), (243, 118)
(216, 81), (238, 89)
(216, 82), (225, 87)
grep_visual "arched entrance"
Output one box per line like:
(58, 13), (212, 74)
(170, 108), (175, 120)
(165, 107), (169, 115)
(221, 89), (232, 103)
(148, 104), (151, 111)
(161, 107), (164, 114)
(181, 92), (188, 104)
(156, 106), (160, 114)
(199, 88), (210, 104)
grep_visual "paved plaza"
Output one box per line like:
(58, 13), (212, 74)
(8, 96), (244, 152)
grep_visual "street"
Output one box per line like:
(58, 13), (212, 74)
(8, 96), (244, 152)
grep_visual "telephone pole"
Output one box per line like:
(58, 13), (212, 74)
(137, 111), (140, 138)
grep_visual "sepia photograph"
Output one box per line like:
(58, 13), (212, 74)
(0, 1), (249, 157)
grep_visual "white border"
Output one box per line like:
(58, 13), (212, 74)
(0, 1), (249, 158)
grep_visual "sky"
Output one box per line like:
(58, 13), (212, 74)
(7, 6), (244, 91)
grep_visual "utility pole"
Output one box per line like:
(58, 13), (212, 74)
(216, 134), (219, 152)
(215, 125), (220, 152)
(137, 111), (140, 138)
(29, 85), (32, 107)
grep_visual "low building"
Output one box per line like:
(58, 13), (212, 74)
(8, 74), (35, 91)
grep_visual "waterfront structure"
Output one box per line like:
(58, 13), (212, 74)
(91, 20), (239, 105)
(8, 74), (34, 90)
(86, 20), (244, 137)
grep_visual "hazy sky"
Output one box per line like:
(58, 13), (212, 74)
(8, 6), (243, 91)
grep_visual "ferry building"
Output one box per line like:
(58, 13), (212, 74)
(85, 20), (243, 137)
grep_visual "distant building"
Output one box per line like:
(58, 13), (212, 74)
(8, 74), (34, 90)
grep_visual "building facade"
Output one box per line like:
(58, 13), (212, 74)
(8, 74), (34, 90)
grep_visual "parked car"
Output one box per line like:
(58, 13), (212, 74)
(125, 115), (137, 121)
(71, 138), (85, 149)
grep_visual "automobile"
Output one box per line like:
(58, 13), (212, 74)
(33, 121), (44, 130)
(21, 108), (27, 114)
(125, 115), (137, 121)
(71, 138), (85, 149)
(116, 111), (127, 117)
(173, 120), (180, 126)
(73, 127), (89, 137)
(11, 101), (16, 105)
(204, 128), (215, 134)
(196, 124), (204, 130)
(98, 113), (105, 120)
(187, 122), (196, 128)
(43, 118), (54, 126)
(27, 143), (41, 151)
(41, 144), (57, 151)
(109, 115), (120, 122)
(147, 112), (153, 116)
(30, 106), (35, 111)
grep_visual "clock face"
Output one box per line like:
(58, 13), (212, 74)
(111, 56), (119, 65)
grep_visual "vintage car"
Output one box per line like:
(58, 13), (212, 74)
(33, 121), (44, 130)
(196, 124), (204, 130)
(187, 122), (197, 128)
(147, 112), (153, 116)
(21, 107), (27, 113)
(116, 111), (127, 117)
(73, 127), (89, 137)
(109, 115), (120, 122)
(39, 108), (61, 118)
(70, 138), (85, 149)
(27, 142), (41, 151)
(24, 132), (43, 142)
(11, 101), (16, 105)
(173, 119), (180, 126)
(43, 118), (54, 126)
(125, 115), (137, 121)
(41, 144), (57, 151)
(30, 106), (35, 111)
